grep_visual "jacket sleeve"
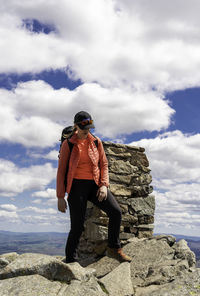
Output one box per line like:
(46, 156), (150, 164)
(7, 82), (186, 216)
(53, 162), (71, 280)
(98, 139), (109, 187)
(56, 140), (70, 198)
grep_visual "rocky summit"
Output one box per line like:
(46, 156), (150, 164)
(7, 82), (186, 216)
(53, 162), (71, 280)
(0, 235), (200, 296)
(1, 143), (199, 295)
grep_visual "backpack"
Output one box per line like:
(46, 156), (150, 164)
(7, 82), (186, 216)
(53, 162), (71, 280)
(58, 126), (73, 158)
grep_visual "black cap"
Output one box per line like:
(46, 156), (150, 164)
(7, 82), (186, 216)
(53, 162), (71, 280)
(74, 111), (95, 130)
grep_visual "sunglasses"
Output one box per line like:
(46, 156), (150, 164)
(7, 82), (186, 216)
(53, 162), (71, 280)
(77, 119), (93, 126)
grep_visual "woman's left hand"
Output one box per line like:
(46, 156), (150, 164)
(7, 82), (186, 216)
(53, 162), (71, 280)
(97, 185), (108, 201)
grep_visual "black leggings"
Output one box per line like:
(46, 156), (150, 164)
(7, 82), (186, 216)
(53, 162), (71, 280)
(65, 179), (122, 262)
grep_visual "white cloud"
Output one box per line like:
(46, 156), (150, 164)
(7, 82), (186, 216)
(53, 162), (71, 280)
(31, 199), (42, 204)
(0, 204), (18, 212)
(19, 206), (57, 214)
(1, 0), (200, 91)
(44, 150), (59, 160)
(0, 80), (174, 146)
(130, 130), (200, 186)
(32, 188), (56, 199)
(0, 85), (62, 147)
(0, 210), (19, 221)
(0, 159), (56, 196)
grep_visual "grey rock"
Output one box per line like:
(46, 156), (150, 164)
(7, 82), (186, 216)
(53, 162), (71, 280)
(141, 268), (200, 296)
(103, 141), (142, 151)
(110, 183), (132, 197)
(0, 274), (65, 296)
(0, 258), (9, 268)
(100, 262), (134, 296)
(84, 222), (108, 242)
(123, 238), (181, 286)
(0, 235), (199, 296)
(130, 151), (149, 167)
(136, 224), (154, 230)
(0, 253), (95, 284)
(133, 174), (152, 186)
(131, 185), (153, 197)
(128, 195), (155, 216)
(87, 255), (120, 278)
(0, 253), (19, 268)
(120, 232), (134, 240)
(109, 159), (137, 175)
(64, 277), (107, 296)
(109, 172), (132, 185)
(174, 239), (196, 267)
(154, 234), (176, 246)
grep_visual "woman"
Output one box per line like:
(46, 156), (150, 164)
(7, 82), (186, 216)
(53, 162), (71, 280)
(56, 111), (132, 263)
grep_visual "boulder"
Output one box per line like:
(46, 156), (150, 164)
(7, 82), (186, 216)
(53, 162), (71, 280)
(63, 277), (107, 296)
(0, 253), (95, 284)
(99, 262), (133, 296)
(135, 269), (200, 296)
(0, 274), (64, 296)
(0, 253), (19, 269)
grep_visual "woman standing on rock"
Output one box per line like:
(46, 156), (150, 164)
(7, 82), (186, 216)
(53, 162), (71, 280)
(56, 111), (132, 263)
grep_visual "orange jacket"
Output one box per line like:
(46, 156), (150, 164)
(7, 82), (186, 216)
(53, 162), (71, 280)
(56, 133), (109, 198)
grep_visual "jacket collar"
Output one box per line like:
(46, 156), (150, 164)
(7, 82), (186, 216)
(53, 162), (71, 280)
(69, 132), (96, 144)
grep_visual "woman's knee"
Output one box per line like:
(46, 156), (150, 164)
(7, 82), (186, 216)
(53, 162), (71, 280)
(70, 217), (85, 234)
(108, 205), (122, 220)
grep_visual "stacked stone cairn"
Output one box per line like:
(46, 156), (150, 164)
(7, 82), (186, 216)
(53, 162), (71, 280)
(77, 141), (155, 262)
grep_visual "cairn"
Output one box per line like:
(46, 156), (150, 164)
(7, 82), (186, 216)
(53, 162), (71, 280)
(77, 141), (155, 260)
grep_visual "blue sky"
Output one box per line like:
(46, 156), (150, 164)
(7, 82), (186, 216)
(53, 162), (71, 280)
(0, 0), (200, 236)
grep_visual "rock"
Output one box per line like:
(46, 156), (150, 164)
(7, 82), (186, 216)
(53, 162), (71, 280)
(120, 232), (134, 240)
(138, 214), (154, 224)
(0, 235), (199, 296)
(133, 174), (152, 185)
(0, 257), (9, 268)
(173, 239), (196, 267)
(128, 195), (155, 216)
(84, 222), (108, 242)
(137, 230), (153, 238)
(0, 253), (19, 268)
(103, 141), (142, 152)
(123, 238), (181, 286)
(0, 274), (64, 296)
(136, 224), (154, 230)
(0, 253), (95, 284)
(137, 268), (200, 296)
(131, 185), (153, 197)
(121, 213), (138, 224)
(109, 159), (137, 175)
(100, 262), (134, 296)
(154, 234), (176, 246)
(63, 277), (107, 296)
(109, 173), (132, 185)
(110, 184), (132, 197)
(130, 152), (149, 167)
(87, 256), (120, 278)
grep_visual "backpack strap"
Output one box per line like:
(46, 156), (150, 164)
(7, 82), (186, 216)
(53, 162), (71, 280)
(67, 139), (74, 153)
(64, 138), (74, 189)
(90, 132), (98, 149)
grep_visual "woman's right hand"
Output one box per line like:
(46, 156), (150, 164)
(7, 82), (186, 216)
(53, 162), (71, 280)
(57, 198), (67, 213)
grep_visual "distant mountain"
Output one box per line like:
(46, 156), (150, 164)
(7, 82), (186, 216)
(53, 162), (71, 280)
(0, 230), (68, 256)
(1, 230), (200, 266)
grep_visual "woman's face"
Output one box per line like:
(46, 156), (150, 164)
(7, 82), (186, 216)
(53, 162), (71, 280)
(76, 125), (90, 139)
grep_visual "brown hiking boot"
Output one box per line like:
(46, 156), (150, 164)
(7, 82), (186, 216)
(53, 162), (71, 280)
(106, 247), (132, 262)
